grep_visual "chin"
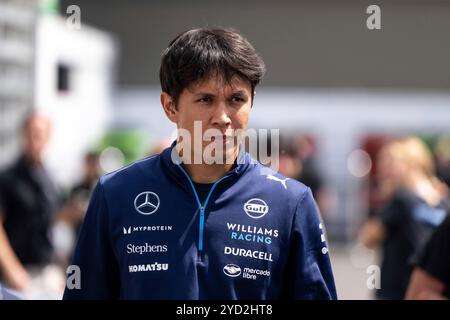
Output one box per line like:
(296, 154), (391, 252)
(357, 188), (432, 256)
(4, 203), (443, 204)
(199, 143), (237, 165)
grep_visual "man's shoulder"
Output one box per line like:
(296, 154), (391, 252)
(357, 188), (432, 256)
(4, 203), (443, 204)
(99, 154), (161, 189)
(245, 162), (311, 202)
(0, 159), (23, 187)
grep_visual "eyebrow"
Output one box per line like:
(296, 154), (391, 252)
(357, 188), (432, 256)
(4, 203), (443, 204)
(192, 90), (249, 97)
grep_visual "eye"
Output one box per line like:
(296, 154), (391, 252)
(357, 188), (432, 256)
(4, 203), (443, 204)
(196, 96), (212, 103)
(231, 96), (246, 103)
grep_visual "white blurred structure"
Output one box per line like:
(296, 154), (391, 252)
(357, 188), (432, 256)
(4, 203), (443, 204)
(35, 14), (117, 188)
(0, 0), (37, 168)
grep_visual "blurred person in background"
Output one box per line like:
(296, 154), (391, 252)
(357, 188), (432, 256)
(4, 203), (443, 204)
(53, 152), (101, 267)
(278, 136), (335, 219)
(433, 136), (450, 190)
(292, 135), (324, 199)
(359, 136), (448, 299)
(405, 213), (450, 300)
(363, 135), (394, 218)
(277, 137), (302, 180)
(0, 113), (65, 298)
(65, 151), (100, 233)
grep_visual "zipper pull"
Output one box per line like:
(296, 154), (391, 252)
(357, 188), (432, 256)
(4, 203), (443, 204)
(198, 207), (205, 252)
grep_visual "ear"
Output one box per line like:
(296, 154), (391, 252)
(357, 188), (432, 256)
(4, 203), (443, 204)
(160, 92), (178, 123)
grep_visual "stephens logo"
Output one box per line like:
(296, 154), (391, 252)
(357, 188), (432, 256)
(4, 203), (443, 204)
(126, 243), (168, 255)
(223, 264), (242, 277)
(243, 198), (269, 219)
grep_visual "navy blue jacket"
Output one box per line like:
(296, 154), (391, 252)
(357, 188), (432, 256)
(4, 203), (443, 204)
(63, 145), (337, 299)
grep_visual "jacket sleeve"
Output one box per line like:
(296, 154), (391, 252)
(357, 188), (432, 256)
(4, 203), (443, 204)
(282, 188), (337, 299)
(63, 181), (120, 299)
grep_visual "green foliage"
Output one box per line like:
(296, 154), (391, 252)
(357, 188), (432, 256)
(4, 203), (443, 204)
(97, 130), (150, 165)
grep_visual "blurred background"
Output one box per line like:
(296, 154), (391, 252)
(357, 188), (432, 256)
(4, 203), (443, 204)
(0, 0), (449, 299)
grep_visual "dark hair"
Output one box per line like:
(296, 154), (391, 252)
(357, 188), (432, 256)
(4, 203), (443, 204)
(159, 27), (266, 106)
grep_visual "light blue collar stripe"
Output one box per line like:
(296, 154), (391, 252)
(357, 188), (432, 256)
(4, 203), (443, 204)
(176, 160), (231, 252)
(198, 174), (231, 251)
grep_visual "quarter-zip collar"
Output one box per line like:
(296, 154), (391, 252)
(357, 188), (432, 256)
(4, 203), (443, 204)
(160, 140), (251, 190)
(160, 141), (252, 255)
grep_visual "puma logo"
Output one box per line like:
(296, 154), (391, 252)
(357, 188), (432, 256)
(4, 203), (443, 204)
(266, 174), (289, 189)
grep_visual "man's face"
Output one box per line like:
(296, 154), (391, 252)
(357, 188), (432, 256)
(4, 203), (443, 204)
(23, 115), (51, 163)
(162, 75), (253, 164)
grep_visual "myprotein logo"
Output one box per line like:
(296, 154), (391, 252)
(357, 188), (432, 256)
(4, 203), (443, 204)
(126, 243), (168, 255)
(128, 262), (168, 273)
(223, 264), (242, 277)
(243, 199), (269, 219)
(122, 225), (173, 235)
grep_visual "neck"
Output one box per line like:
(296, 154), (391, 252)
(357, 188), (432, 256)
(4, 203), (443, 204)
(182, 162), (235, 183)
(176, 144), (239, 183)
(24, 153), (42, 167)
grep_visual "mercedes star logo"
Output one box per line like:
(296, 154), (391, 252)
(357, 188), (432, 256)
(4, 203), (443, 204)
(134, 191), (160, 215)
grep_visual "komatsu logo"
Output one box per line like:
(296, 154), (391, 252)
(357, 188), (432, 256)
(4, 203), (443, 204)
(128, 262), (168, 273)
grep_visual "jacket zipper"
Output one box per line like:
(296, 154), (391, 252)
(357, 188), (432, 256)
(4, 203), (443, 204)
(176, 162), (230, 254)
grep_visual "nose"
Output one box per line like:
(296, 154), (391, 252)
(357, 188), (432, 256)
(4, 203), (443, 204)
(210, 101), (231, 129)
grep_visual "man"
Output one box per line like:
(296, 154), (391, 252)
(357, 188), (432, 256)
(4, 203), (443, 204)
(53, 152), (101, 267)
(0, 113), (59, 294)
(63, 28), (337, 299)
(405, 213), (450, 300)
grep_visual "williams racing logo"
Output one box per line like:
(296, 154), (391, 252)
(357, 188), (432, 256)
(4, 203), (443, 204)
(227, 223), (279, 244)
(243, 198), (269, 219)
